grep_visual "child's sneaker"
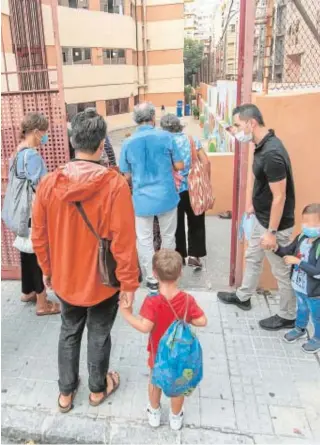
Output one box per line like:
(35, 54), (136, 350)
(147, 404), (161, 428)
(169, 409), (184, 431)
(301, 338), (320, 354)
(283, 327), (307, 343)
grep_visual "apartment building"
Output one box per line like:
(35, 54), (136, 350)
(184, 0), (197, 39)
(1, 0), (184, 121)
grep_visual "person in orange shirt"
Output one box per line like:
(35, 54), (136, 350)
(32, 108), (140, 413)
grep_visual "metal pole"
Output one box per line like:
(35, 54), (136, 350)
(262, 0), (274, 94)
(51, 0), (68, 153)
(292, 0), (320, 45)
(229, 0), (256, 287)
(229, 0), (246, 286)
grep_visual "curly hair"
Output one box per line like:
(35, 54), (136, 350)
(160, 113), (183, 133)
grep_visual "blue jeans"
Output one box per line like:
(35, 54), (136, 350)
(295, 291), (320, 339)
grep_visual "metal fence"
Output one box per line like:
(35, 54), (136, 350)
(196, 0), (320, 92)
(1, 0), (68, 279)
(253, 0), (320, 92)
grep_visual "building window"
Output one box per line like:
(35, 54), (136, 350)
(58, 0), (89, 8)
(103, 48), (126, 64)
(66, 101), (96, 120)
(62, 47), (91, 65)
(100, 0), (124, 14)
(106, 98), (129, 116)
(230, 24), (236, 32)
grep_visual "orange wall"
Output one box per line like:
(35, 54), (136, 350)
(146, 49), (183, 65)
(250, 91), (320, 289)
(145, 92), (184, 107)
(137, 3), (183, 21)
(207, 154), (234, 216)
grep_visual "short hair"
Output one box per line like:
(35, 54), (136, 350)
(152, 249), (183, 282)
(160, 113), (183, 133)
(302, 203), (320, 216)
(233, 104), (265, 126)
(20, 112), (48, 139)
(71, 107), (107, 154)
(133, 102), (155, 124)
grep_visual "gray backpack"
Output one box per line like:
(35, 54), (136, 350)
(2, 149), (33, 237)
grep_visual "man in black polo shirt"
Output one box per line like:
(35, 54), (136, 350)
(218, 104), (296, 330)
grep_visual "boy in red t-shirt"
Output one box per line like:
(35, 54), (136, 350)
(120, 249), (207, 430)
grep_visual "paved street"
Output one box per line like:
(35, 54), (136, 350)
(2, 254), (320, 444)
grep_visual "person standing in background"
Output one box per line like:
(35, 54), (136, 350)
(160, 113), (210, 269)
(15, 112), (60, 316)
(119, 103), (183, 294)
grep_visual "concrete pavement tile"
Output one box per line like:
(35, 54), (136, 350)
(109, 420), (180, 444)
(254, 434), (317, 444)
(181, 428), (254, 444)
(200, 373), (233, 400)
(269, 406), (313, 439)
(234, 401), (273, 435)
(200, 398), (237, 430)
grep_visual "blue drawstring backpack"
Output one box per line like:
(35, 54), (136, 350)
(151, 295), (203, 398)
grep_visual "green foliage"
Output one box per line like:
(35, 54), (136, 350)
(184, 39), (204, 86)
(184, 85), (193, 104)
(192, 105), (200, 119)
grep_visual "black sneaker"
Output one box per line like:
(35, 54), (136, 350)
(259, 314), (296, 331)
(217, 291), (252, 311)
(188, 257), (203, 270)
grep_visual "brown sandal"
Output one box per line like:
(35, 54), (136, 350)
(58, 378), (80, 414)
(36, 300), (60, 316)
(89, 371), (120, 407)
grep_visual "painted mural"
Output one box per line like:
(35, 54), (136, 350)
(203, 81), (237, 153)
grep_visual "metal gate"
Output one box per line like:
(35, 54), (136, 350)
(1, 0), (68, 279)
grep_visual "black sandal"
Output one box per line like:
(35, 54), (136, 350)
(58, 378), (80, 414)
(89, 371), (120, 407)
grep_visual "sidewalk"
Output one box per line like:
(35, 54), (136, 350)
(2, 277), (320, 444)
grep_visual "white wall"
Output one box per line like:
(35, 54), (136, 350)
(57, 7), (136, 49)
(138, 19), (184, 51)
(1, 0), (9, 15)
(63, 65), (138, 103)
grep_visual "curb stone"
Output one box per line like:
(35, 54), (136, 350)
(2, 405), (254, 444)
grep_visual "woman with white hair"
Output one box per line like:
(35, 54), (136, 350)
(160, 113), (210, 269)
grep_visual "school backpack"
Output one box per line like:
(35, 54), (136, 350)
(2, 149), (33, 238)
(151, 295), (203, 397)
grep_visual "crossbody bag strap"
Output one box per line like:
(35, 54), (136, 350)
(74, 202), (101, 242)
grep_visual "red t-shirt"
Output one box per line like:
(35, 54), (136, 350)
(139, 291), (204, 368)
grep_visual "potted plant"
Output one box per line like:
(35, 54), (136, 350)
(192, 105), (200, 120)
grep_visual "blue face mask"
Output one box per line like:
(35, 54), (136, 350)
(41, 134), (49, 145)
(302, 226), (320, 238)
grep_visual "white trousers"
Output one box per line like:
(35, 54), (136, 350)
(135, 208), (177, 278)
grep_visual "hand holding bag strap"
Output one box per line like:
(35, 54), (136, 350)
(74, 202), (100, 241)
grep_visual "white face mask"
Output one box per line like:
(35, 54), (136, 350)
(235, 130), (253, 143)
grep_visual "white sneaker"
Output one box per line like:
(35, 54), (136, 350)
(147, 404), (161, 428)
(169, 409), (184, 431)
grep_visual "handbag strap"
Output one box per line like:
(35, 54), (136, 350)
(74, 202), (101, 242)
(189, 136), (198, 165)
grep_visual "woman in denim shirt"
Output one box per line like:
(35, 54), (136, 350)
(16, 112), (60, 316)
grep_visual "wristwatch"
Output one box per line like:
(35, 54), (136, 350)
(268, 229), (277, 235)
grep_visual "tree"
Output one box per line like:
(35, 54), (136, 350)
(184, 39), (204, 86)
